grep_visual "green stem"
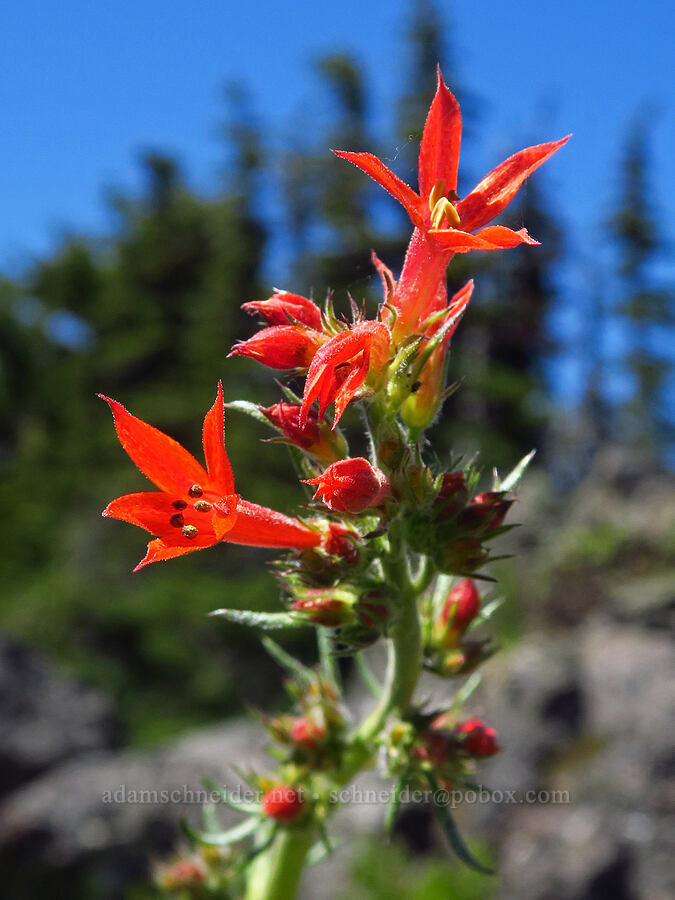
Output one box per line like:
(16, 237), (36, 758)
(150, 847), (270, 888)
(244, 828), (314, 900)
(245, 531), (424, 900)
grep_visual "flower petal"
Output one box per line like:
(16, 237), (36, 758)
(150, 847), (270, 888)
(332, 150), (425, 228)
(202, 382), (235, 495)
(457, 135), (570, 233)
(418, 67), (462, 199)
(134, 538), (210, 572)
(99, 396), (208, 495)
(428, 225), (539, 253)
(226, 500), (320, 550)
(228, 326), (324, 370)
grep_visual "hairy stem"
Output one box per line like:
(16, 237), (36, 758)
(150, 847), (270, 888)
(244, 828), (314, 900)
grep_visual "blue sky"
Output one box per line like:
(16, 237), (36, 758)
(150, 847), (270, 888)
(1, 0), (673, 416)
(1, 0), (672, 268)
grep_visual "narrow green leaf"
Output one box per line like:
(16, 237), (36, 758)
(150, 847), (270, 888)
(261, 636), (315, 683)
(209, 608), (307, 630)
(354, 652), (382, 698)
(428, 774), (494, 874)
(494, 449), (536, 492)
(224, 399), (271, 426)
(201, 777), (260, 815)
(194, 816), (259, 848)
(450, 672), (482, 711)
(384, 778), (405, 837)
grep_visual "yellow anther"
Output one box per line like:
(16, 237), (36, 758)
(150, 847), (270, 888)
(182, 524), (199, 539)
(430, 197), (461, 230)
(428, 179), (447, 212)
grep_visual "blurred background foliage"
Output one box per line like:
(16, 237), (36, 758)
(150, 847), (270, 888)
(0, 0), (672, 752)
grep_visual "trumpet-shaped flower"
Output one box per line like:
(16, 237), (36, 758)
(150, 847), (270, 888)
(101, 384), (320, 570)
(335, 68), (569, 337)
(300, 321), (391, 427)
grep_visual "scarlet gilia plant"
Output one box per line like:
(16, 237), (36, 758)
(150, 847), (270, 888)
(100, 69), (568, 899)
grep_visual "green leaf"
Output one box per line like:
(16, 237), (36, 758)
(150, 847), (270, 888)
(201, 777), (260, 815)
(450, 671), (482, 711)
(224, 399), (271, 427)
(261, 636), (315, 683)
(192, 816), (259, 847)
(493, 449), (536, 492)
(428, 774), (494, 875)
(354, 652), (382, 698)
(468, 598), (503, 629)
(209, 608), (307, 630)
(384, 778), (405, 837)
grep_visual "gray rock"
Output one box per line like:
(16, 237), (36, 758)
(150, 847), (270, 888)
(0, 638), (119, 797)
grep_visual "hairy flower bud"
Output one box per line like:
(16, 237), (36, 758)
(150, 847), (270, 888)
(304, 458), (391, 513)
(455, 718), (501, 757)
(289, 716), (326, 750)
(322, 523), (360, 565)
(435, 537), (489, 574)
(433, 471), (469, 520)
(242, 291), (322, 330)
(458, 491), (513, 535)
(228, 325), (325, 370)
(261, 785), (305, 823)
(261, 402), (347, 463)
(291, 589), (356, 626)
(433, 578), (481, 648)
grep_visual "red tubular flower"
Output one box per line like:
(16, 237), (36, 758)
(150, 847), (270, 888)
(100, 384), (320, 570)
(300, 321), (391, 427)
(334, 67), (569, 337)
(433, 579), (481, 648)
(455, 718), (501, 757)
(304, 457), (391, 514)
(261, 785), (305, 823)
(228, 325), (326, 370)
(261, 401), (346, 464)
(242, 291), (323, 331)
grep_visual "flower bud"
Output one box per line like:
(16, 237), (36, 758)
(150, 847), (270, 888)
(242, 292), (322, 330)
(228, 325), (325, 370)
(157, 857), (207, 891)
(433, 471), (469, 520)
(356, 590), (391, 630)
(438, 638), (494, 677)
(289, 716), (325, 750)
(322, 523), (360, 565)
(291, 589), (356, 626)
(413, 730), (452, 767)
(458, 491), (513, 536)
(304, 458), (392, 513)
(433, 579), (481, 648)
(261, 402), (347, 463)
(455, 718), (501, 757)
(261, 785), (305, 823)
(434, 538), (489, 574)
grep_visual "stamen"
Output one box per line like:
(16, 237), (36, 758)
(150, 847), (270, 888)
(182, 525), (199, 539)
(194, 500), (212, 513)
(430, 197), (461, 230)
(188, 484), (204, 497)
(172, 499), (188, 510)
(169, 513), (184, 527)
(428, 179), (447, 211)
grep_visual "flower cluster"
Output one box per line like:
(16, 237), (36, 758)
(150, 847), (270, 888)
(100, 69), (567, 899)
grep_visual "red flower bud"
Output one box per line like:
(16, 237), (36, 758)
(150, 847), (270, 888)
(435, 538), (489, 574)
(455, 718), (501, 757)
(434, 579), (481, 647)
(159, 858), (207, 890)
(304, 457), (391, 513)
(228, 325), (325, 370)
(242, 291), (322, 331)
(261, 785), (305, 823)
(261, 402), (346, 464)
(291, 591), (355, 626)
(356, 591), (391, 629)
(413, 730), (452, 767)
(433, 471), (469, 520)
(458, 491), (513, 535)
(289, 716), (325, 749)
(322, 523), (360, 565)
